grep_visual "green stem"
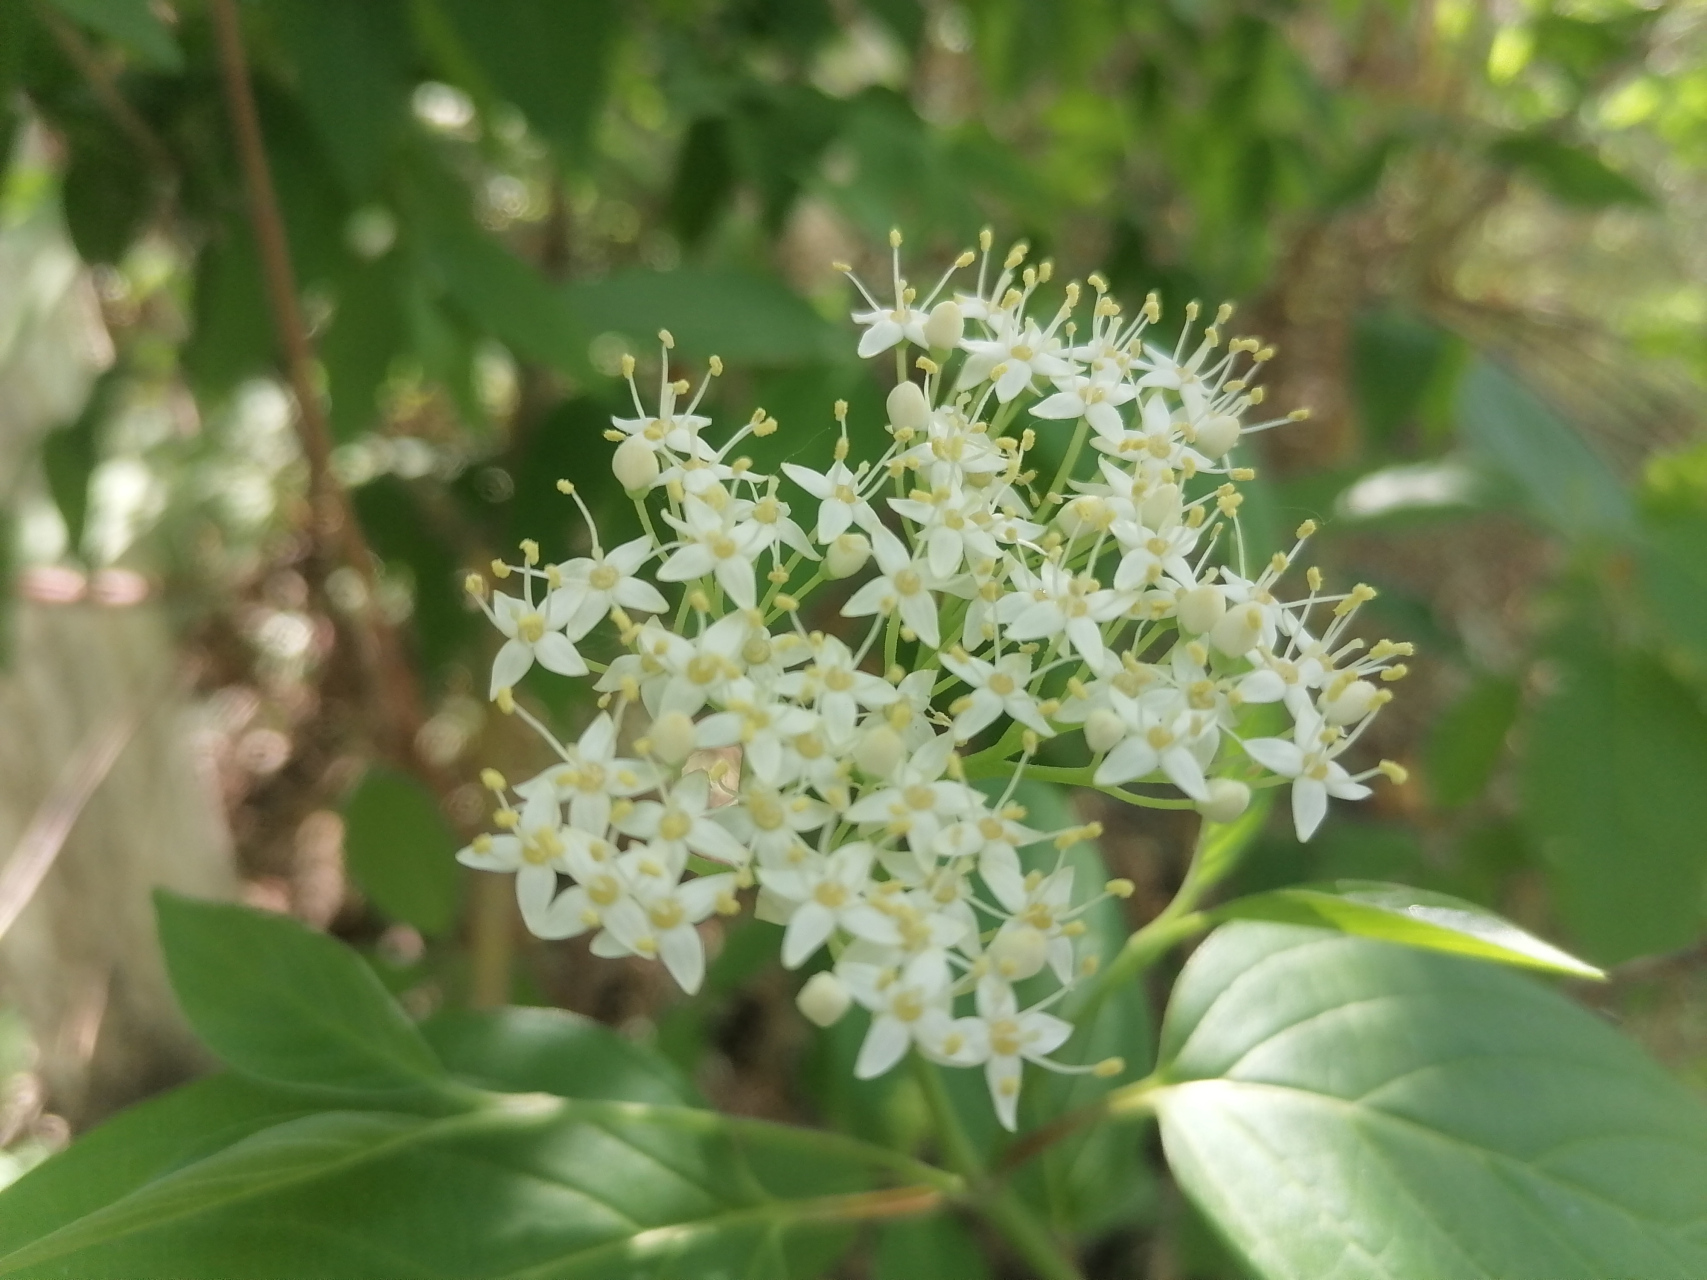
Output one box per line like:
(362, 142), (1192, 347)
(913, 1062), (1084, 1280)
(1045, 414), (1091, 499)
(1018, 765), (1198, 809)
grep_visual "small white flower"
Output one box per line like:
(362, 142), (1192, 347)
(840, 528), (946, 649)
(1242, 710), (1372, 841)
(455, 791), (567, 936)
(484, 588), (586, 699)
(842, 953), (956, 1079)
(940, 649), (1053, 741)
(616, 769), (752, 867)
(1031, 370), (1136, 439)
(975, 977), (1073, 1131)
(656, 496), (764, 608)
(761, 842), (877, 968)
(783, 459), (880, 544)
(552, 535), (668, 639)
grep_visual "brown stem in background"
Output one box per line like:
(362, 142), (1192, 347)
(207, 0), (513, 999)
(208, 0), (424, 760)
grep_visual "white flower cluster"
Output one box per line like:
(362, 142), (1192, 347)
(457, 231), (1410, 1130)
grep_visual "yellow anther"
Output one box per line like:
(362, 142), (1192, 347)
(1092, 1057), (1125, 1078)
(1105, 878), (1135, 899)
(464, 573), (485, 597)
(1378, 760), (1409, 784)
(480, 769), (507, 792)
(490, 559), (511, 579)
(659, 328), (675, 349)
(557, 479), (575, 494)
(495, 687), (516, 714)
(709, 355), (724, 376)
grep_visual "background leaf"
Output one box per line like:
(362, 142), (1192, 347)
(1455, 359), (1633, 542)
(1521, 634), (1707, 963)
(41, 0), (179, 69)
(341, 765), (462, 938)
(1155, 922), (1707, 1280)
(154, 893), (446, 1096)
(1210, 880), (1602, 978)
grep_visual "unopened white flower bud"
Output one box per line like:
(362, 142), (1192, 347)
(1140, 483), (1182, 529)
(648, 710), (697, 763)
(797, 972), (851, 1027)
(1195, 777), (1251, 824)
(612, 435), (660, 492)
(989, 922), (1049, 981)
(826, 532), (872, 579)
(853, 724), (905, 778)
(1194, 414), (1242, 458)
(1177, 583), (1227, 635)
(923, 299), (964, 350)
(1322, 679), (1380, 725)
(1210, 602), (1265, 657)
(886, 380), (930, 432)
(1084, 707), (1126, 755)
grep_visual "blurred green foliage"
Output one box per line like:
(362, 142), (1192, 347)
(5, 0), (1707, 1273)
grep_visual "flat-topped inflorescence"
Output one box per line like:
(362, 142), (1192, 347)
(458, 230), (1410, 1131)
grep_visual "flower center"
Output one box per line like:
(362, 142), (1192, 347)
(518, 612), (546, 644)
(589, 564), (619, 590)
(658, 810), (692, 841)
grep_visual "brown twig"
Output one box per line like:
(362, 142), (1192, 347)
(208, 0), (511, 995)
(207, 0), (424, 764)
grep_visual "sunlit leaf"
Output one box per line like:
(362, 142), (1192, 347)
(1155, 923), (1707, 1280)
(1210, 881), (1602, 978)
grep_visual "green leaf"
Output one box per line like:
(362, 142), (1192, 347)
(1521, 635), (1707, 963)
(181, 221), (275, 401)
(1488, 132), (1653, 209)
(1455, 359), (1633, 542)
(1425, 675), (1520, 808)
(321, 254), (408, 440)
(153, 892), (446, 1096)
(0, 1097), (879, 1279)
(1210, 881), (1602, 979)
(60, 119), (151, 265)
(41, 0), (179, 69)
(341, 765), (461, 938)
(1640, 508), (1707, 669)
(431, 0), (618, 159)
(1349, 309), (1449, 446)
(266, 0), (409, 196)
(566, 267), (842, 366)
(1195, 786), (1275, 886)
(0, 1074), (318, 1260)
(421, 1005), (697, 1105)
(1154, 923), (1707, 1280)
(405, 161), (588, 379)
(873, 1213), (990, 1280)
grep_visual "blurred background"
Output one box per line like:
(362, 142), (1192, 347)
(1, 0), (1706, 1271)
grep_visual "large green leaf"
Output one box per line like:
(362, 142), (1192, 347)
(154, 893), (446, 1096)
(0, 1075), (319, 1259)
(1455, 360), (1633, 542)
(1154, 923), (1707, 1280)
(1210, 881), (1602, 979)
(341, 765), (462, 938)
(1522, 634), (1707, 963)
(421, 1006), (697, 1106)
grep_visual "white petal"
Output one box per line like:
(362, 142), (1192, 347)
(1095, 738), (1158, 787)
(854, 1015), (912, 1079)
(985, 1056), (1023, 1131)
(1293, 778), (1329, 841)
(534, 632), (588, 677)
(656, 544), (716, 583)
(658, 925), (706, 994)
(782, 902), (837, 969)
(1244, 737), (1304, 776)
(490, 639), (534, 698)
(1030, 391), (1086, 420)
